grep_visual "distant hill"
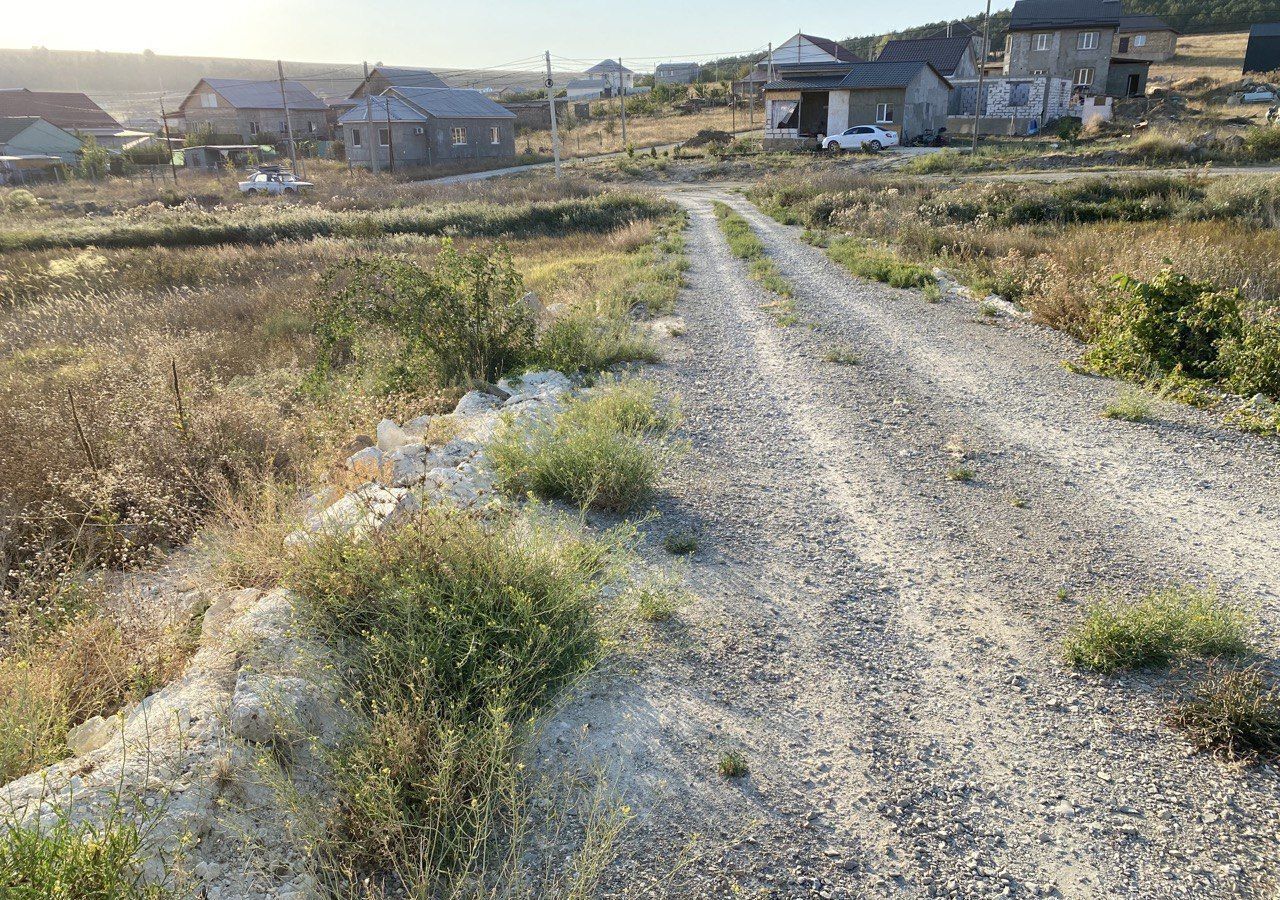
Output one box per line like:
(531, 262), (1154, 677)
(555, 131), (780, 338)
(0, 47), (548, 127)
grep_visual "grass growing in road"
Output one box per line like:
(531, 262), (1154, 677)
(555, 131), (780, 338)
(632, 573), (687, 623)
(289, 506), (627, 895)
(1168, 663), (1280, 763)
(947, 466), (975, 483)
(1102, 386), (1153, 422)
(489, 379), (681, 512)
(823, 346), (861, 366)
(718, 750), (749, 779)
(662, 528), (698, 555)
(1064, 585), (1253, 674)
(827, 237), (935, 290)
(712, 202), (796, 323)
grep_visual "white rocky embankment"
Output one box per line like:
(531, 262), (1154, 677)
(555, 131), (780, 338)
(0, 371), (574, 899)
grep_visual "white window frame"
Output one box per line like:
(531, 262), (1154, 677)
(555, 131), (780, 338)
(1133, 34), (1148, 47)
(1032, 68), (1048, 76)
(489, 125), (501, 145)
(378, 127), (390, 147)
(1033, 33), (1051, 51)
(248, 121), (259, 135)
(451, 126), (468, 145)
(351, 128), (362, 147)
(875, 103), (894, 124)
(1075, 67), (1096, 87)
(201, 92), (218, 108)
(1078, 31), (1099, 51)
(307, 121), (316, 133)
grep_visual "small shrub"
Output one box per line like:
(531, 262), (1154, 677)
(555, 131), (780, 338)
(1101, 386), (1152, 422)
(1244, 127), (1280, 162)
(946, 466), (975, 483)
(1168, 663), (1280, 763)
(718, 750), (748, 779)
(0, 803), (170, 899)
(828, 238), (934, 290)
(1064, 585), (1253, 674)
(535, 312), (659, 374)
(661, 528), (698, 555)
(633, 576), (685, 623)
(489, 380), (679, 512)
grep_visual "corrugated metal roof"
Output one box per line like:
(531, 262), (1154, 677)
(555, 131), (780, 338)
(877, 36), (973, 75)
(798, 34), (862, 63)
(765, 60), (944, 91)
(0, 116), (44, 142)
(337, 95), (430, 124)
(1009, 0), (1122, 31)
(586, 59), (635, 74)
(0, 89), (120, 129)
(202, 78), (326, 111)
(370, 67), (448, 88)
(390, 87), (517, 120)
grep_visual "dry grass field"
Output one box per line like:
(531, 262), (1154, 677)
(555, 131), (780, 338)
(1149, 31), (1249, 86)
(520, 105), (762, 158)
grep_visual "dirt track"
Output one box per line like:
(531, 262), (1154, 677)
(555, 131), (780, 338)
(540, 188), (1280, 900)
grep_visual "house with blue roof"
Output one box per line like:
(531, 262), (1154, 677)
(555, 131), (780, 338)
(176, 78), (330, 141)
(338, 86), (516, 169)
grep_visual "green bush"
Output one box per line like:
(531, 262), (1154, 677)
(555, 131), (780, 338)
(1064, 585), (1253, 674)
(1085, 269), (1280, 399)
(1168, 662), (1280, 763)
(488, 379), (679, 511)
(1244, 127), (1280, 162)
(289, 506), (621, 890)
(534, 312), (659, 374)
(314, 242), (533, 388)
(0, 805), (169, 899)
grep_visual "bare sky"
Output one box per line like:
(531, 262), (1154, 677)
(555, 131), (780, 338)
(9, 0), (990, 71)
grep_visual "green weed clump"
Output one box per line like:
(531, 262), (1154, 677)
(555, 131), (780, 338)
(718, 750), (748, 779)
(713, 202), (793, 301)
(289, 506), (624, 893)
(0, 804), (170, 899)
(827, 237), (934, 290)
(489, 379), (680, 512)
(1168, 663), (1280, 763)
(1101, 386), (1152, 422)
(661, 527), (698, 555)
(1064, 585), (1253, 674)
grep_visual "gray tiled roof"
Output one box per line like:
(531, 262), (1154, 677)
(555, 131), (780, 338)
(202, 79), (326, 111)
(0, 89), (120, 129)
(877, 36), (973, 75)
(586, 59), (634, 75)
(765, 60), (945, 91)
(337, 95), (429, 124)
(1009, 0), (1123, 31)
(390, 87), (516, 120)
(1118, 14), (1176, 33)
(797, 34), (862, 63)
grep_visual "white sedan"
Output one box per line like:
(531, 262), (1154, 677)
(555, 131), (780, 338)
(238, 172), (313, 194)
(822, 125), (900, 153)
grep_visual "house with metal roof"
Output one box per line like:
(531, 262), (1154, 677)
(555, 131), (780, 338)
(176, 78), (330, 141)
(349, 66), (450, 100)
(763, 60), (950, 148)
(0, 116), (82, 163)
(1003, 0), (1148, 101)
(0, 89), (126, 148)
(338, 87), (516, 169)
(735, 33), (863, 100)
(655, 62), (701, 85)
(877, 36), (979, 78)
(1243, 23), (1280, 74)
(1113, 15), (1179, 62)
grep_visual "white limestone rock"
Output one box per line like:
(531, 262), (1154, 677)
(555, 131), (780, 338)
(376, 418), (412, 452)
(455, 390), (502, 417)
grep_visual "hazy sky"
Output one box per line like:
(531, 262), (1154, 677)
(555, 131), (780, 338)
(10, 0), (987, 71)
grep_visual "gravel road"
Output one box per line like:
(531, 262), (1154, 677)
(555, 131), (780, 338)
(538, 187), (1280, 900)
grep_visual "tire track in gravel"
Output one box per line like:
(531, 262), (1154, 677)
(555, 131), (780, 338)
(541, 189), (1280, 900)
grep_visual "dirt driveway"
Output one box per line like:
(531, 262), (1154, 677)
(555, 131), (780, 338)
(540, 188), (1280, 900)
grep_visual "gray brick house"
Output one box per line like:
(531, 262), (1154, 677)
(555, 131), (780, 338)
(177, 79), (329, 141)
(340, 87), (516, 169)
(1004, 0), (1124, 96)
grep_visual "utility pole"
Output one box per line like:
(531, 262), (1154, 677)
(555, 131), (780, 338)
(618, 56), (627, 148)
(767, 42), (775, 82)
(384, 97), (395, 174)
(159, 98), (180, 187)
(545, 51), (562, 177)
(362, 61), (379, 174)
(972, 0), (993, 153)
(277, 60), (299, 175)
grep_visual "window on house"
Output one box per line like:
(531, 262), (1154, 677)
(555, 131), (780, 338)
(201, 92), (217, 108)
(1133, 34), (1148, 47)
(1034, 33), (1051, 51)
(1075, 67), (1096, 87)
(1009, 82), (1032, 106)
(1078, 31), (1099, 50)
(490, 126), (501, 144)
(307, 121), (316, 133)
(351, 128), (362, 147)
(378, 128), (390, 146)
(279, 121), (286, 134)
(876, 103), (894, 123)
(451, 126), (468, 145)
(1032, 68), (1048, 75)
(248, 121), (259, 135)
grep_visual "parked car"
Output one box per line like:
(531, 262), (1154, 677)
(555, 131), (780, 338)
(238, 170), (312, 194)
(822, 125), (900, 153)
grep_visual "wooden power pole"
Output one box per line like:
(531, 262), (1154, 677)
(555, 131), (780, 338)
(972, 0), (993, 153)
(363, 61), (379, 174)
(545, 51), (562, 177)
(277, 60), (299, 175)
(159, 98), (180, 187)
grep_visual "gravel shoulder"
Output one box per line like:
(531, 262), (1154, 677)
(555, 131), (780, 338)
(539, 186), (1280, 900)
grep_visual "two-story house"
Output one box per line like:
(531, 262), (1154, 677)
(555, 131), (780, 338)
(1004, 0), (1148, 100)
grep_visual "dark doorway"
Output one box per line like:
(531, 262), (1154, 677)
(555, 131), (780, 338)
(799, 91), (830, 136)
(1126, 73), (1141, 96)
